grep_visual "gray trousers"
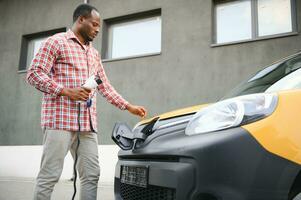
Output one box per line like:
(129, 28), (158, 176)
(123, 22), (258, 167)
(33, 129), (100, 200)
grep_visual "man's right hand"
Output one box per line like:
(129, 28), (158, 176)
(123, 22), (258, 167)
(60, 87), (92, 101)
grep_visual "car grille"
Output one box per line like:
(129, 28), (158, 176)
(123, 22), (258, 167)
(120, 182), (176, 200)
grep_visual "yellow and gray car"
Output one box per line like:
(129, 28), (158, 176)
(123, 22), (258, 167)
(112, 51), (301, 200)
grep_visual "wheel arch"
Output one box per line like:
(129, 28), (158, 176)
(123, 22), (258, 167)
(289, 170), (301, 200)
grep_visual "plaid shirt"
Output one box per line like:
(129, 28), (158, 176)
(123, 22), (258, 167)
(26, 29), (129, 132)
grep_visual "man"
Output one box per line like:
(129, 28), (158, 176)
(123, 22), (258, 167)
(26, 4), (147, 200)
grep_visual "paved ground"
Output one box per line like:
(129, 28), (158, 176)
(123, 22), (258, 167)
(2, 177), (301, 200)
(0, 178), (114, 200)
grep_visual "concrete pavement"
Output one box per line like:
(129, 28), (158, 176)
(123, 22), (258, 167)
(0, 177), (114, 200)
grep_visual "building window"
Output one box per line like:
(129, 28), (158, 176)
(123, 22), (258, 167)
(214, 0), (296, 44)
(26, 37), (47, 69)
(103, 9), (161, 60)
(215, 1), (252, 44)
(257, 0), (292, 37)
(19, 28), (66, 72)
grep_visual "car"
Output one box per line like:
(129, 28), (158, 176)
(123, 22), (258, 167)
(112, 51), (301, 200)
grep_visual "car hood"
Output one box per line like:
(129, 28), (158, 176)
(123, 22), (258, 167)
(137, 103), (210, 127)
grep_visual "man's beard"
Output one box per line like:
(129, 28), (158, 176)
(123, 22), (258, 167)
(83, 33), (93, 43)
(80, 29), (93, 43)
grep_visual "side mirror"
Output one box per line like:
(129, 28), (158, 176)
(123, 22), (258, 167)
(112, 123), (134, 150)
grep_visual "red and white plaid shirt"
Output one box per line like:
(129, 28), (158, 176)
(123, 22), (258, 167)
(26, 29), (129, 132)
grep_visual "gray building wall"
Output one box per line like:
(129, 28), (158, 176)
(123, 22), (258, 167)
(0, 0), (300, 145)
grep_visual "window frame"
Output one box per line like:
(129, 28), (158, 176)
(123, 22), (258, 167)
(102, 9), (162, 62)
(212, 0), (298, 46)
(18, 27), (66, 73)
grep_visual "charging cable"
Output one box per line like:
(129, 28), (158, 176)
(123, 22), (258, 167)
(71, 103), (81, 200)
(71, 75), (102, 200)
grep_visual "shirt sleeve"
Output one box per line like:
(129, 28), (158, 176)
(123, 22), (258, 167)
(26, 36), (63, 97)
(95, 53), (129, 110)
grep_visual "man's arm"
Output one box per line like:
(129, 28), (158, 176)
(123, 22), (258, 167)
(95, 54), (147, 118)
(26, 37), (63, 96)
(26, 37), (92, 101)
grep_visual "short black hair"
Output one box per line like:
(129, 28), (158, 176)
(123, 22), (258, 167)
(73, 4), (99, 23)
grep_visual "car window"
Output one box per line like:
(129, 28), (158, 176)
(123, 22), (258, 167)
(222, 53), (301, 99)
(266, 62), (301, 93)
(247, 63), (279, 82)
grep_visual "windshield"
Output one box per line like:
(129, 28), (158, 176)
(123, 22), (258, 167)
(222, 53), (301, 100)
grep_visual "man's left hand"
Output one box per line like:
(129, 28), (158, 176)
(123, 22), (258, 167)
(127, 104), (147, 118)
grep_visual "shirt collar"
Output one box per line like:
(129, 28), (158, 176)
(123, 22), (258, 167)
(66, 29), (92, 49)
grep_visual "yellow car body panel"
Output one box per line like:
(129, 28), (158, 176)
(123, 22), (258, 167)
(243, 90), (301, 165)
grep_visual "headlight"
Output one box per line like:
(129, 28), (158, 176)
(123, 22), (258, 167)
(185, 93), (278, 136)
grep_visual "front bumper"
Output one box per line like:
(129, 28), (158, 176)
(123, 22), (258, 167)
(115, 160), (193, 200)
(114, 127), (300, 200)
